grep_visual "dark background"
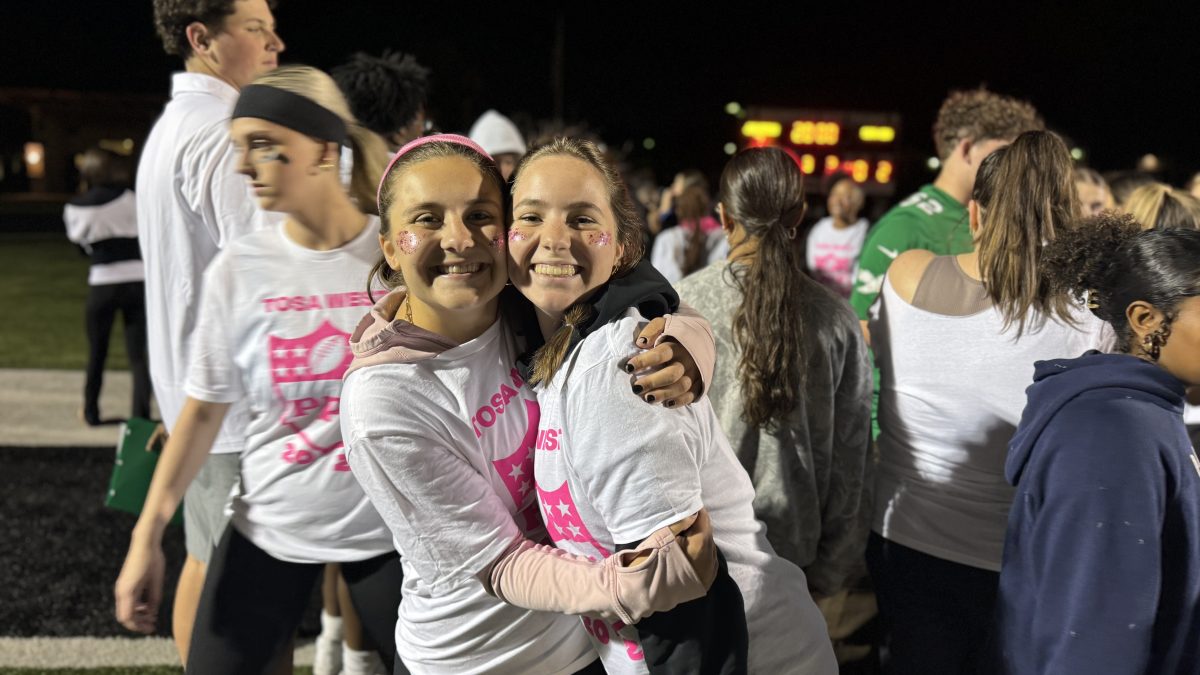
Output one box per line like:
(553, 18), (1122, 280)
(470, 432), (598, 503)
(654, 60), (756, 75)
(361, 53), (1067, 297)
(3, 1), (1199, 192)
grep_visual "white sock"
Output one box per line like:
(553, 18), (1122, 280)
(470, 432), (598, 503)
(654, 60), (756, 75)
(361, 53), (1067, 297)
(342, 646), (387, 675)
(313, 612), (344, 675)
(319, 610), (344, 641)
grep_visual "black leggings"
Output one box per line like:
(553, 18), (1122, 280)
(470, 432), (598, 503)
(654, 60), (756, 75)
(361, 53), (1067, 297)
(187, 525), (405, 675)
(84, 281), (150, 421)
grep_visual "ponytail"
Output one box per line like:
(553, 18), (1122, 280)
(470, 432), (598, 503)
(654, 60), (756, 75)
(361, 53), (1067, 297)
(972, 130), (1077, 334)
(528, 304), (593, 387)
(346, 121), (389, 216)
(719, 147), (810, 430)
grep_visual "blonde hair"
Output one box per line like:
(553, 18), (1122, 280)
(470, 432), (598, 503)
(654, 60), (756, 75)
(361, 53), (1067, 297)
(1125, 183), (1200, 231)
(511, 138), (646, 386)
(249, 65), (390, 215)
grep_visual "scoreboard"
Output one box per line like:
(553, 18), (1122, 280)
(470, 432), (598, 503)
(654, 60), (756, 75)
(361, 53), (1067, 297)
(737, 108), (902, 197)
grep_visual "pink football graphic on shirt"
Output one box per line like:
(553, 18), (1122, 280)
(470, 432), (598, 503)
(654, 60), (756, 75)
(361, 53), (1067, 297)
(309, 334), (349, 376)
(269, 321), (353, 384)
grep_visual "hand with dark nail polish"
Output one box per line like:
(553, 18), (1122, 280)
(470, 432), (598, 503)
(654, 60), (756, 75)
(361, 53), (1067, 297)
(632, 384), (643, 394)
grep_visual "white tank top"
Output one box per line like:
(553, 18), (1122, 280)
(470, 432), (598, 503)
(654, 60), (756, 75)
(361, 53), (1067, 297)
(869, 272), (1112, 571)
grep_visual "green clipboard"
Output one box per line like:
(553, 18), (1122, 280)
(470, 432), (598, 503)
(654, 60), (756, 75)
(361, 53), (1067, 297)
(105, 417), (183, 526)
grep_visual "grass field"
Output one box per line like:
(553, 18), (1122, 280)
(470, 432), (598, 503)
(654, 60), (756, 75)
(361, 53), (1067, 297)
(0, 233), (129, 370)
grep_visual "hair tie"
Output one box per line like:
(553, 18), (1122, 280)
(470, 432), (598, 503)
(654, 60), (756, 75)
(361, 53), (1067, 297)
(376, 133), (494, 211)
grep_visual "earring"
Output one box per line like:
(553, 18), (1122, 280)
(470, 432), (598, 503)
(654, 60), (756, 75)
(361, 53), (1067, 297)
(318, 160), (336, 170)
(1141, 325), (1171, 361)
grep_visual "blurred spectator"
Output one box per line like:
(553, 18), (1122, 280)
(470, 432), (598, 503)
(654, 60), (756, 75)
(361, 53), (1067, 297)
(652, 169), (709, 235)
(650, 184), (725, 283)
(1073, 167), (1113, 216)
(468, 109), (527, 180)
(806, 174), (868, 297)
(1186, 171), (1200, 200)
(1125, 183), (1200, 230)
(1104, 170), (1156, 208)
(63, 147), (150, 426)
(332, 50), (430, 152)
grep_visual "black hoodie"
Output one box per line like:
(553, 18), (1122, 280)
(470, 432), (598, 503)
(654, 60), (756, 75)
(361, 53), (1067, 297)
(997, 351), (1200, 674)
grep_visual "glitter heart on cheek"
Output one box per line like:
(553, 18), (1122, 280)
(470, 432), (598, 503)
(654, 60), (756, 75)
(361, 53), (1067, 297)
(508, 229), (529, 243)
(395, 230), (421, 254)
(490, 235), (506, 250)
(587, 232), (613, 247)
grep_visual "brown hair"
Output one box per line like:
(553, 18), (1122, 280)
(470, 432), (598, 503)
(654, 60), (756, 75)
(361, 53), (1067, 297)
(249, 65), (390, 216)
(1125, 183), (1200, 231)
(719, 147), (809, 429)
(152, 0), (274, 58)
(367, 140), (506, 297)
(932, 87), (1043, 160)
(513, 137), (646, 386)
(972, 130), (1078, 333)
(676, 185), (713, 277)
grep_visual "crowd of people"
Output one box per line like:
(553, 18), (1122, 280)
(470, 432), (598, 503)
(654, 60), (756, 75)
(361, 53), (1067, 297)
(89, 0), (1200, 673)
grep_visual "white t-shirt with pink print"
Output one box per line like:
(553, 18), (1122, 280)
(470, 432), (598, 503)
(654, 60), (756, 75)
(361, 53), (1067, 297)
(533, 308), (838, 675)
(184, 220), (393, 563)
(340, 311), (595, 675)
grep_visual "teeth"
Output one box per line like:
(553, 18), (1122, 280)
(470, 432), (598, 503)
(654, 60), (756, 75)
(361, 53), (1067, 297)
(439, 263), (482, 274)
(534, 264), (578, 277)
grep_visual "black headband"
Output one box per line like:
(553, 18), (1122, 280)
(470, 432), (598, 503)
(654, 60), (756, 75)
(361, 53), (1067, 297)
(231, 85), (348, 145)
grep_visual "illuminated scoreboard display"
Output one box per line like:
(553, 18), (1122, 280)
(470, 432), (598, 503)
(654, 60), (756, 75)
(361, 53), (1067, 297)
(738, 108), (902, 196)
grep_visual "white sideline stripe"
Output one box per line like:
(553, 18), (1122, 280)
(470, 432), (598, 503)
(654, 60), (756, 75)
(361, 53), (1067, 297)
(0, 637), (316, 668)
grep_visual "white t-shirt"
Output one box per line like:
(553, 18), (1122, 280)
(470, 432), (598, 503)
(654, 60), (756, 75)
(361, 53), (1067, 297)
(869, 276), (1113, 571)
(62, 189), (145, 286)
(805, 216), (869, 297)
(137, 72), (279, 452)
(184, 220), (391, 563)
(341, 315), (595, 675)
(534, 309), (837, 675)
(650, 225), (729, 285)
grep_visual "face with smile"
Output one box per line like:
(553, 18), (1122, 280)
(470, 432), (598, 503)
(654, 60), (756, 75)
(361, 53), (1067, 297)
(380, 155), (507, 324)
(230, 116), (331, 213)
(508, 155), (625, 325)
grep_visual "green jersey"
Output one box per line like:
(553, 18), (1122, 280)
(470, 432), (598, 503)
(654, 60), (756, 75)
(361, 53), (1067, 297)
(849, 184), (972, 320)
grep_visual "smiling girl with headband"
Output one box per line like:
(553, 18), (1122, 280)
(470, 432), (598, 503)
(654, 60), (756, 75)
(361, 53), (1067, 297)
(504, 138), (837, 674)
(114, 65), (402, 674)
(340, 133), (719, 674)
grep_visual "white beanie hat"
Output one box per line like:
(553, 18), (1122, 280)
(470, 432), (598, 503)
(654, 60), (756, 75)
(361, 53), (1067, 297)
(468, 110), (527, 157)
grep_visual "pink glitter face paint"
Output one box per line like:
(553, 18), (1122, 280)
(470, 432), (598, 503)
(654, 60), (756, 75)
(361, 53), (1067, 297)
(508, 229), (529, 243)
(490, 234), (506, 250)
(395, 230), (421, 254)
(587, 231), (613, 247)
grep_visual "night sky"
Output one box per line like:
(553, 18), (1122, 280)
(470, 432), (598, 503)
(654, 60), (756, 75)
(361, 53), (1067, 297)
(6, 2), (1200, 191)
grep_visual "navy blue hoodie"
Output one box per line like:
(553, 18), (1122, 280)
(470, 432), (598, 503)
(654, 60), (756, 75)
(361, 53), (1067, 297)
(997, 351), (1200, 674)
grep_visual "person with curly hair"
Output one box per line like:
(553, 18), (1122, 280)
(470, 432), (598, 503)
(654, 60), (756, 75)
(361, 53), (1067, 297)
(997, 213), (1200, 674)
(332, 50), (430, 152)
(850, 87), (1043, 341)
(137, 0), (283, 662)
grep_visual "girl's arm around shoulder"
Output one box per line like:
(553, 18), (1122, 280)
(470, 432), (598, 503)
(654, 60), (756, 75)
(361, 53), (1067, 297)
(624, 302), (715, 407)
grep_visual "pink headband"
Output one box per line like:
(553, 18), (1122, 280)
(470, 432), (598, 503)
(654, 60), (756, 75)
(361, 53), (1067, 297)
(376, 133), (496, 210)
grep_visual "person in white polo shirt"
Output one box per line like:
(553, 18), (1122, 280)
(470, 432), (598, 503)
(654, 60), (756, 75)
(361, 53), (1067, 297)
(134, 0), (283, 662)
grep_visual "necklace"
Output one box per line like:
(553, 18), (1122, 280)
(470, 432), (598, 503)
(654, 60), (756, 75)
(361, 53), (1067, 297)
(404, 296), (414, 325)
